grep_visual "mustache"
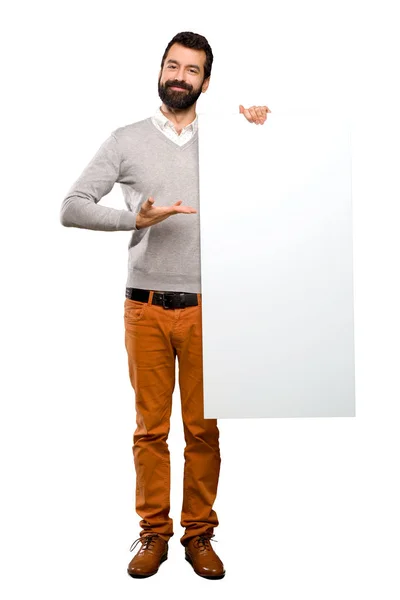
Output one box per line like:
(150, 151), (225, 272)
(165, 80), (192, 91)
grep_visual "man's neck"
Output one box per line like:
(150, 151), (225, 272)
(160, 104), (197, 134)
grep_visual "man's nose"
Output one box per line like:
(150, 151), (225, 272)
(175, 67), (187, 82)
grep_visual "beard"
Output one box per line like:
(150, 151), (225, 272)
(158, 76), (203, 110)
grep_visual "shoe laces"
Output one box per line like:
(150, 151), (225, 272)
(193, 534), (218, 550)
(129, 534), (160, 552)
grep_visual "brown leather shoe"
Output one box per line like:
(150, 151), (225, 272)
(185, 534), (226, 579)
(127, 534), (168, 578)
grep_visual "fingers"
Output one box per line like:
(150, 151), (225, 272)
(241, 105), (271, 124)
(249, 106), (266, 124)
(144, 197), (196, 218)
(171, 201), (197, 214)
(173, 204), (197, 213)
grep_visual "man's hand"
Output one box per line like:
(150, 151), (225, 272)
(136, 197), (197, 229)
(239, 104), (271, 124)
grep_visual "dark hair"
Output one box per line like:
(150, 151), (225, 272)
(160, 31), (213, 81)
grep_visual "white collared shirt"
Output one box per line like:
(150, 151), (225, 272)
(151, 107), (198, 146)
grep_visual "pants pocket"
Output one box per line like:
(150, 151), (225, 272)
(124, 298), (148, 324)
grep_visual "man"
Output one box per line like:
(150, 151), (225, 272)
(60, 31), (270, 580)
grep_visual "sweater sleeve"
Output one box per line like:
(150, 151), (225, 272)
(60, 132), (138, 231)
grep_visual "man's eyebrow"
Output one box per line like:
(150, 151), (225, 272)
(166, 59), (200, 71)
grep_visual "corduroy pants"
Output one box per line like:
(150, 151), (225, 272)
(124, 290), (221, 547)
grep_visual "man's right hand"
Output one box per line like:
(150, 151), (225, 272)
(136, 197), (197, 230)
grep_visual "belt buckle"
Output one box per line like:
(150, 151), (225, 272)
(162, 292), (177, 310)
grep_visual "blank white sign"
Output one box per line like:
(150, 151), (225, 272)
(198, 113), (355, 418)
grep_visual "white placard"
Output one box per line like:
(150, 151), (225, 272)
(198, 113), (355, 418)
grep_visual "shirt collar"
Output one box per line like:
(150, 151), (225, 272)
(153, 106), (198, 135)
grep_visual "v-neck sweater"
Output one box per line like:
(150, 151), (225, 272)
(60, 117), (202, 293)
(151, 106), (198, 146)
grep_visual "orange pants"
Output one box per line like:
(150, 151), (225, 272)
(124, 290), (221, 547)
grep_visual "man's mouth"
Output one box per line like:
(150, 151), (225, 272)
(168, 85), (189, 91)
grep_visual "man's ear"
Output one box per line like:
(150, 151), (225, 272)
(202, 77), (210, 93)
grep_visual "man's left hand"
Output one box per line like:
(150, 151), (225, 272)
(239, 104), (271, 124)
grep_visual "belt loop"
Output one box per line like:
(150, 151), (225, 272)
(149, 290), (154, 305)
(197, 293), (201, 307)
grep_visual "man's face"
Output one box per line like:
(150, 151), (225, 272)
(158, 43), (210, 110)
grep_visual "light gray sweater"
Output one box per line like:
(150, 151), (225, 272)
(60, 117), (202, 293)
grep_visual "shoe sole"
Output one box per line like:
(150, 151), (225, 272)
(185, 553), (226, 579)
(127, 551), (168, 578)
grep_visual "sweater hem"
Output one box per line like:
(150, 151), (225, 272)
(125, 271), (201, 294)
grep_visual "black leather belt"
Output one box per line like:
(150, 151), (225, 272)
(125, 287), (199, 309)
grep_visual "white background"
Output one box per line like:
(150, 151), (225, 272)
(1, 0), (399, 598)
